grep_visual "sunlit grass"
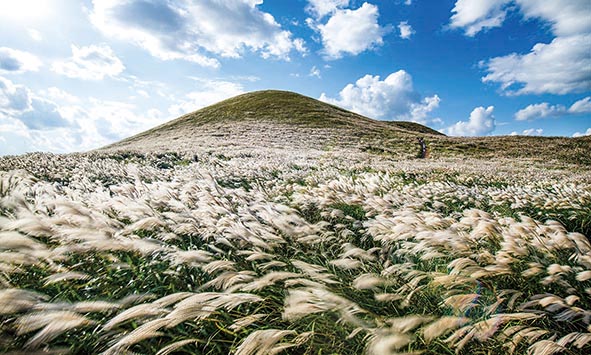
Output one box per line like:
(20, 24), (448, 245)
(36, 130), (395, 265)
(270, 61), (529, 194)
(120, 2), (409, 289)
(0, 147), (590, 355)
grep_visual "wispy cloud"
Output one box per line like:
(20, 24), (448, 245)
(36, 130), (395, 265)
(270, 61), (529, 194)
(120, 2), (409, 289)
(515, 97), (591, 121)
(0, 47), (42, 74)
(52, 44), (125, 80)
(90, 0), (305, 68)
(168, 79), (244, 117)
(449, 0), (510, 37)
(450, 0), (591, 95)
(482, 35), (591, 95)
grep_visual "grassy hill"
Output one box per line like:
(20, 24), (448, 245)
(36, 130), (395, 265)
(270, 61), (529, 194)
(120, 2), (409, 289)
(105, 90), (590, 166)
(103, 90), (446, 159)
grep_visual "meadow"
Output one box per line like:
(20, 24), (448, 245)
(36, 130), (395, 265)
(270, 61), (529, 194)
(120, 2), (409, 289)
(0, 147), (590, 355)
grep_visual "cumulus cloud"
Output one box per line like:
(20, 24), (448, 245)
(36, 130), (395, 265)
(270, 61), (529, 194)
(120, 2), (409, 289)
(0, 47), (42, 73)
(450, 0), (591, 95)
(306, 0), (349, 19)
(307, 2), (388, 59)
(90, 0), (305, 67)
(0, 121), (33, 155)
(168, 79), (245, 117)
(52, 44), (125, 80)
(398, 21), (415, 39)
(0, 76), (70, 130)
(40, 87), (82, 104)
(0, 76), (31, 111)
(82, 98), (163, 141)
(445, 106), (495, 136)
(522, 128), (543, 136)
(0, 76), (168, 155)
(19, 98), (71, 130)
(515, 103), (566, 121)
(515, 97), (591, 120)
(572, 128), (591, 137)
(319, 70), (440, 123)
(510, 128), (543, 136)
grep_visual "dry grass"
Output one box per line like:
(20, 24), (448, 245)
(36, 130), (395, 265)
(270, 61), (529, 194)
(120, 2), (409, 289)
(0, 129), (590, 354)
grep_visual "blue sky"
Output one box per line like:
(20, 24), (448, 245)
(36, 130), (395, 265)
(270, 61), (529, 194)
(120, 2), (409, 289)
(0, 0), (590, 155)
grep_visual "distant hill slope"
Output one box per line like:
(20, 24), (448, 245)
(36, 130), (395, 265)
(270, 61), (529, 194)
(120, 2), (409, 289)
(104, 90), (441, 155)
(104, 90), (590, 165)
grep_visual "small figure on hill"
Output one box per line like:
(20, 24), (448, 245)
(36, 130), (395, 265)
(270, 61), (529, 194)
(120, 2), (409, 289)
(417, 137), (429, 159)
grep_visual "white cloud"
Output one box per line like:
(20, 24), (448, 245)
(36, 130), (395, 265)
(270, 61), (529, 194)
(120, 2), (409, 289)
(52, 44), (125, 80)
(516, 0), (591, 37)
(306, 0), (349, 19)
(409, 95), (441, 123)
(309, 65), (321, 78)
(482, 34), (591, 95)
(515, 96), (591, 120)
(309, 2), (388, 59)
(449, 0), (510, 37)
(0, 47), (42, 73)
(569, 96), (591, 114)
(450, 1), (591, 95)
(515, 103), (566, 121)
(509, 128), (543, 136)
(0, 76), (31, 111)
(0, 76), (168, 155)
(450, 0), (591, 37)
(398, 21), (415, 39)
(168, 80), (244, 117)
(573, 128), (591, 137)
(523, 128), (543, 136)
(19, 98), (73, 130)
(0, 76), (70, 130)
(83, 98), (163, 141)
(319, 70), (440, 123)
(28, 28), (42, 41)
(90, 0), (305, 67)
(40, 87), (82, 104)
(445, 106), (495, 136)
(404, 0), (412, 5)
(0, 120), (34, 155)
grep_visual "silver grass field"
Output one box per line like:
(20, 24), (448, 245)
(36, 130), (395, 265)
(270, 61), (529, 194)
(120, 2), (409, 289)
(0, 146), (590, 355)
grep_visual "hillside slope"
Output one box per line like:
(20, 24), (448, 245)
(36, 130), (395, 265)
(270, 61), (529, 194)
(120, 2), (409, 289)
(104, 90), (440, 156)
(104, 90), (590, 165)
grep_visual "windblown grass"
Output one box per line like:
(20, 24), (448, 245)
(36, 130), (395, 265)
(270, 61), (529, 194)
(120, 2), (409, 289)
(0, 144), (590, 354)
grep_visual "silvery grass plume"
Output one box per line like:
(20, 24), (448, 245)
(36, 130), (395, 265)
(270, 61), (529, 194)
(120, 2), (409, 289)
(0, 145), (590, 354)
(164, 292), (264, 327)
(228, 314), (268, 332)
(0, 289), (48, 315)
(16, 311), (95, 349)
(234, 329), (313, 355)
(283, 287), (369, 328)
(155, 338), (200, 355)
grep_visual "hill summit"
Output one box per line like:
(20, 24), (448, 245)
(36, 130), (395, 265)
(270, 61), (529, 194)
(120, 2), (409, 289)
(105, 90), (441, 153)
